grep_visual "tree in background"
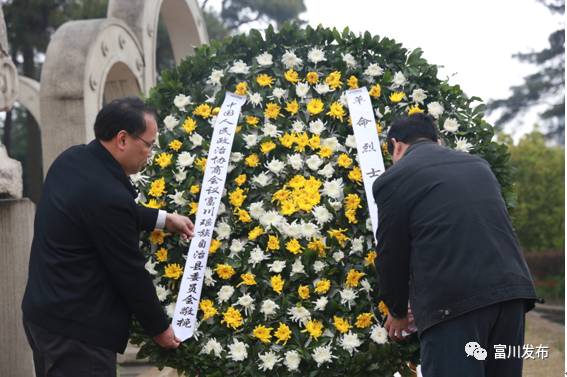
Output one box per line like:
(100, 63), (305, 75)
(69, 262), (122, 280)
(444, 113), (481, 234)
(487, 0), (565, 144)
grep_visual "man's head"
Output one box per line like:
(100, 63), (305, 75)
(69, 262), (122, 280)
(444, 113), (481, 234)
(94, 96), (158, 175)
(386, 113), (439, 163)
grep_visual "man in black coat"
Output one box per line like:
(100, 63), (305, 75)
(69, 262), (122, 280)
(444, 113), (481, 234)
(22, 97), (195, 376)
(372, 114), (538, 377)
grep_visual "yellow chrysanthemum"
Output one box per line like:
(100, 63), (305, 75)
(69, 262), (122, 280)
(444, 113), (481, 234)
(168, 139), (182, 151)
(260, 140), (277, 154)
(199, 299), (218, 321)
(274, 323), (292, 345)
(284, 68), (299, 83)
(272, 188), (291, 203)
(298, 285), (310, 300)
(212, 107), (220, 115)
(190, 184), (200, 194)
(365, 250), (377, 266)
(245, 115), (260, 126)
(279, 133), (295, 148)
(348, 166), (363, 184)
(252, 325), (273, 343)
(155, 153), (173, 168)
(408, 104), (424, 115)
(236, 208), (252, 223)
(306, 71), (319, 84)
(345, 193), (362, 223)
(221, 307), (243, 329)
(376, 122), (383, 134)
(355, 313), (374, 329)
(345, 269), (366, 288)
(308, 134), (321, 150)
(337, 153), (353, 168)
(188, 202), (198, 214)
(389, 91), (405, 103)
(285, 99), (300, 115)
(318, 146), (333, 158)
(144, 199), (163, 209)
(307, 238), (328, 257)
(271, 274), (285, 294)
(245, 153), (260, 167)
(164, 263), (183, 280)
(378, 301), (390, 317)
(307, 98), (324, 115)
(256, 73), (274, 87)
(215, 263), (236, 280)
(248, 226), (264, 240)
(280, 200), (296, 216)
(237, 273), (257, 287)
(234, 174), (247, 186)
(326, 101), (346, 121)
(209, 239), (221, 254)
(369, 84), (382, 98)
(333, 316), (352, 334)
(314, 279), (331, 294)
(302, 320), (323, 340)
(193, 103), (213, 118)
(347, 75), (359, 89)
(182, 117), (197, 133)
(286, 239), (302, 255)
(294, 132), (309, 152)
(328, 228), (350, 247)
(325, 71), (343, 89)
(195, 157), (207, 171)
(267, 235), (280, 251)
(229, 187), (247, 208)
(235, 81), (248, 95)
(155, 247), (168, 262)
(264, 102), (281, 119)
(149, 230), (165, 245)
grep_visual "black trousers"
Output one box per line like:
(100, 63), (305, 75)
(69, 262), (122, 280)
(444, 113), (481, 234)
(23, 320), (116, 377)
(419, 299), (527, 377)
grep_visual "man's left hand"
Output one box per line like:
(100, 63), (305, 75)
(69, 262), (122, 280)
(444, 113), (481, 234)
(384, 314), (410, 342)
(165, 213), (194, 239)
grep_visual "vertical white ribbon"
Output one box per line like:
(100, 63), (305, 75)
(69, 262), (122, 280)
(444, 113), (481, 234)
(345, 87), (386, 241)
(172, 92), (246, 341)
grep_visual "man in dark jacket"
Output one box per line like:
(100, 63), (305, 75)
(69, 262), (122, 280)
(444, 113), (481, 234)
(22, 97), (194, 376)
(372, 113), (538, 377)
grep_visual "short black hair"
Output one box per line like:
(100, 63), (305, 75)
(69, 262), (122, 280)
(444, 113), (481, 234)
(94, 96), (157, 141)
(387, 113), (439, 154)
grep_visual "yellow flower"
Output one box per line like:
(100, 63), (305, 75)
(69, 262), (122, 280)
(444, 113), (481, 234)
(306, 71), (319, 84)
(149, 230), (165, 245)
(376, 122), (383, 134)
(264, 102), (281, 119)
(271, 274), (285, 294)
(286, 239), (302, 255)
(229, 187), (247, 208)
(245, 153), (260, 167)
(155, 247), (168, 262)
(195, 157), (207, 171)
(155, 153), (173, 168)
(337, 153), (353, 168)
(318, 146), (333, 158)
(298, 285), (310, 299)
(215, 263), (236, 280)
(408, 104), (424, 115)
(235, 81), (248, 95)
(279, 133), (295, 148)
(245, 115), (259, 126)
(325, 71), (343, 89)
(345, 269), (366, 288)
(314, 279), (331, 294)
(221, 307), (243, 329)
(272, 188), (291, 203)
(389, 91), (405, 103)
(288, 175), (305, 189)
(182, 117), (197, 133)
(369, 84), (382, 98)
(260, 141), (276, 154)
(168, 139), (183, 151)
(333, 316), (351, 334)
(382, 142), (389, 155)
(193, 103), (213, 118)
(347, 75), (358, 89)
(378, 301), (390, 317)
(199, 299), (218, 320)
(237, 273), (257, 287)
(308, 134), (321, 149)
(144, 199), (163, 209)
(302, 320), (323, 340)
(285, 99), (300, 115)
(267, 235), (280, 251)
(294, 132), (309, 152)
(355, 313), (374, 329)
(280, 200), (296, 215)
(348, 166), (363, 184)
(274, 323), (292, 345)
(326, 101), (346, 121)
(234, 174), (247, 186)
(190, 184), (200, 194)
(248, 226), (264, 240)
(327, 228), (350, 247)
(209, 239), (221, 254)
(256, 74), (274, 87)
(307, 98), (324, 115)
(212, 107), (221, 115)
(164, 263), (183, 280)
(236, 208), (252, 223)
(284, 68), (299, 83)
(252, 325), (273, 343)
(189, 202), (198, 214)
(307, 238), (328, 257)
(345, 193), (362, 223)
(365, 250), (377, 266)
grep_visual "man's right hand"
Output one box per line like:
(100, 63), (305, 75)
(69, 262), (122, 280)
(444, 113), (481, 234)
(153, 325), (181, 349)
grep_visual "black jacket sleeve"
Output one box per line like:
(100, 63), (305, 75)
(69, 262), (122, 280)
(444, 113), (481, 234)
(137, 205), (159, 232)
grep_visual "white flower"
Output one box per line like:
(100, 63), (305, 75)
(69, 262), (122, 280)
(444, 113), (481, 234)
(363, 63), (384, 77)
(295, 82), (310, 98)
(247, 92), (263, 107)
(339, 288), (358, 309)
(392, 71), (407, 87)
(281, 50), (303, 68)
(266, 158), (285, 174)
(262, 122), (281, 138)
(256, 52), (273, 66)
(177, 152), (195, 168)
(163, 115), (179, 131)
(427, 101), (444, 118)
(283, 221), (303, 239)
(145, 259), (157, 275)
(313, 260), (326, 273)
(312, 345), (335, 367)
(323, 178), (344, 200)
(360, 279), (373, 293)
(258, 351), (281, 371)
(174, 168), (187, 183)
(284, 350), (301, 371)
(243, 133), (258, 148)
(130, 172), (149, 185)
(168, 190), (188, 206)
(218, 202), (227, 215)
(229, 60), (250, 74)
(309, 119), (325, 135)
(308, 47), (326, 64)
(249, 246), (269, 267)
(189, 133), (203, 147)
(411, 88), (428, 104)
(268, 260), (286, 273)
(236, 293), (255, 316)
(313, 296), (328, 311)
(301, 222), (320, 239)
(230, 152), (243, 162)
(333, 251), (345, 262)
(229, 239), (246, 256)
(366, 217), (373, 231)
(249, 201), (265, 219)
(319, 163), (335, 179)
(208, 69), (224, 85)
(329, 199), (342, 211)
(227, 339), (248, 361)
(204, 267), (216, 286)
(314, 83), (331, 94)
(259, 210), (283, 228)
(288, 306), (311, 326)
(215, 221), (231, 240)
(288, 154), (303, 170)
(370, 325), (388, 344)
(260, 299), (280, 320)
(340, 332), (362, 355)
(306, 155), (323, 170)
(272, 87), (287, 100)
(455, 137), (473, 153)
(291, 259), (305, 276)
(155, 285), (168, 301)
(321, 137), (339, 151)
(443, 118), (460, 133)
(173, 94), (191, 110)
(345, 134), (357, 149)
(291, 120), (305, 133)
(201, 338), (223, 357)
(252, 172), (271, 187)
(339, 91), (349, 106)
(217, 285), (235, 303)
(350, 237), (364, 254)
(342, 53), (357, 68)
(166, 302), (176, 318)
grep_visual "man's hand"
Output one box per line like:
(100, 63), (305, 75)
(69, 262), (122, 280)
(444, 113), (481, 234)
(165, 213), (194, 239)
(384, 314), (411, 342)
(153, 325), (181, 349)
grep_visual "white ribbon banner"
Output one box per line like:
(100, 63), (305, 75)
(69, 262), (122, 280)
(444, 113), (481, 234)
(345, 87), (386, 241)
(172, 92), (246, 341)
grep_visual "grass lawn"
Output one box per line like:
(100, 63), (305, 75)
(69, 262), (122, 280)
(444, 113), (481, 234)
(523, 310), (564, 376)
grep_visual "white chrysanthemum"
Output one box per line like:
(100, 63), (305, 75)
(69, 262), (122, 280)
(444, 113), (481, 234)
(339, 288), (358, 309)
(249, 246), (269, 268)
(287, 153), (303, 170)
(329, 199), (342, 211)
(350, 237), (364, 254)
(427, 101), (444, 118)
(163, 115), (179, 131)
(256, 52), (273, 66)
(291, 258), (305, 276)
(130, 172), (149, 185)
(268, 260), (286, 273)
(260, 299), (280, 320)
(308, 47), (326, 64)
(243, 133), (258, 148)
(229, 60), (250, 74)
(189, 133), (203, 147)
(217, 285), (235, 303)
(230, 152), (243, 162)
(249, 201), (265, 219)
(342, 53), (357, 67)
(166, 302), (176, 318)
(201, 338), (223, 357)
(229, 239), (246, 256)
(252, 172), (271, 187)
(301, 222), (320, 239)
(236, 293), (255, 316)
(340, 332), (362, 355)
(215, 221), (231, 240)
(455, 137), (473, 153)
(393, 71), (407, 87)
(333, 251), (345, 262)
(314, 83), (331, 94)
(370, 325), (388, 344)
(360, 279), (373, 293)
(309, 119), (325, 135)
(339, 91), (349, 106)
(204, 267), (216, 286)
(227, 339), (248, 361)
(288, 305), (311, 326)
(313, 296), (328, 311)
(284, 350), (301, 371)
(345, 134), (357, 149)
(262, 122), (281, 138)
(312, 345), (335, 367)
(283, 221), (303, 239)
(313, 260), (326, 273)
(168, 190), (188, 206)
(363, 63), (384, 77)
(291, 120), (305, 133)
(266, 158), (285, 174)
(323, 178), (344, 200)
(247, 92), (263, 107)
(173, 94), (191, 110)
(272, 87), (287, 100)
(295, 82), (310, 98)
(321, 136), (339, 151)
(319, 163), (335, 179)
(218, 202), (227, 215)
(259, 351), (281, 371)
(306, 155), (323, 171)
(259, 210), (284, 228)
(366, 217), (373, 232)
(208, 69), (224, 86)
(174, 168), (187, 183)
(145, 259), (157, 275)
(155, 285), (168, 301)
(281, 50), (303, 68)
(411, 88), (428, 104)
(443, 118), (460, 133)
